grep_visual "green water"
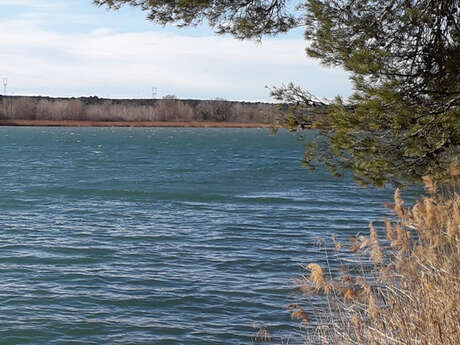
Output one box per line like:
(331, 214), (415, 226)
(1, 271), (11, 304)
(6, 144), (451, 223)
(0, 127), (398, 344)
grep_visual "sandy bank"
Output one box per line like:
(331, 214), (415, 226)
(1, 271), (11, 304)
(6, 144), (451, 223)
(0, 119), (272, 128)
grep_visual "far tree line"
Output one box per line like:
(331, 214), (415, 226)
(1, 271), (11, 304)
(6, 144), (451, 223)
(0, 96), (280, 123)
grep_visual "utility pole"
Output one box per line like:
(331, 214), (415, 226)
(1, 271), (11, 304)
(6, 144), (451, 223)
(152, 87), (157, 99)
(2, 77), (7, 95)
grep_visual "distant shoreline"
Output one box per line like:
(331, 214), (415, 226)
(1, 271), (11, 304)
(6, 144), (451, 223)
(0, 95), (280, 125)
(0, 119), (273, 128)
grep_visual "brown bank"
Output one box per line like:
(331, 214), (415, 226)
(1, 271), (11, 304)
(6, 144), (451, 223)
(0, 119), (271, 128)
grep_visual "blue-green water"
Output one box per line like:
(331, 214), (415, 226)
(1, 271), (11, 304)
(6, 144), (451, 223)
(1, 127), (398, 344)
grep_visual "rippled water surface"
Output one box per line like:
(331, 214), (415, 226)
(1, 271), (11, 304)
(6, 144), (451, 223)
(0, 127), (399, 344)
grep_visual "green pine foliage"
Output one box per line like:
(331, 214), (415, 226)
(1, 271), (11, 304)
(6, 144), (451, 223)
(93, 0), (297, 39)
(275, 0), (460, 186)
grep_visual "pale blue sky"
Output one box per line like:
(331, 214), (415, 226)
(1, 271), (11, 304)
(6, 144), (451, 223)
(0, 0), (352, 101)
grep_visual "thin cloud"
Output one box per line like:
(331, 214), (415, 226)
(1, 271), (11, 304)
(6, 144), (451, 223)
(0, 0), (67, 8)
(0, 19), (351, 101)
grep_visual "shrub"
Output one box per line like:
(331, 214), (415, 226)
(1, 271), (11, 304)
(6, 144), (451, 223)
(36, 99), (83, 120)
(0, 97), (37, 119)
(154, 99), (194, 121)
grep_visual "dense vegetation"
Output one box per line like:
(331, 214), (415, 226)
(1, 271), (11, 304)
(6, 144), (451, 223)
(273, 0), (460, 186)
(0, 96), (277, 123)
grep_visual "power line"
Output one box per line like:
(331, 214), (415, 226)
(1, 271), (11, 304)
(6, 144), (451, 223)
(2, 77), (7, 95)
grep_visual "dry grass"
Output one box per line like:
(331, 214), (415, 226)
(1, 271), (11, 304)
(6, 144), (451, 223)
(253, 323), (272, 342)
(293, 177), (460, 345)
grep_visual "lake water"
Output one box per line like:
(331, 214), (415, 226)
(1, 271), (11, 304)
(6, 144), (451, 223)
(0, 127), (399, 344)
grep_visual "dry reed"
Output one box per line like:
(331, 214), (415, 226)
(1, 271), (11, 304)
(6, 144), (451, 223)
(252, 323), (272, 342)
(293, 177), (460, 345)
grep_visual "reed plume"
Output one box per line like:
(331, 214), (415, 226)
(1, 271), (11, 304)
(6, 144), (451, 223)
(288, 304), (310, 323)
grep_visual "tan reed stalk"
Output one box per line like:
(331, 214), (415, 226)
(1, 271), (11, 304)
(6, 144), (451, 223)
(292, 176), (459, 345)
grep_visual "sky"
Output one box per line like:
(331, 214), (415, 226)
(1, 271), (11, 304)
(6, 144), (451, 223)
(0, 0), (352, 102)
